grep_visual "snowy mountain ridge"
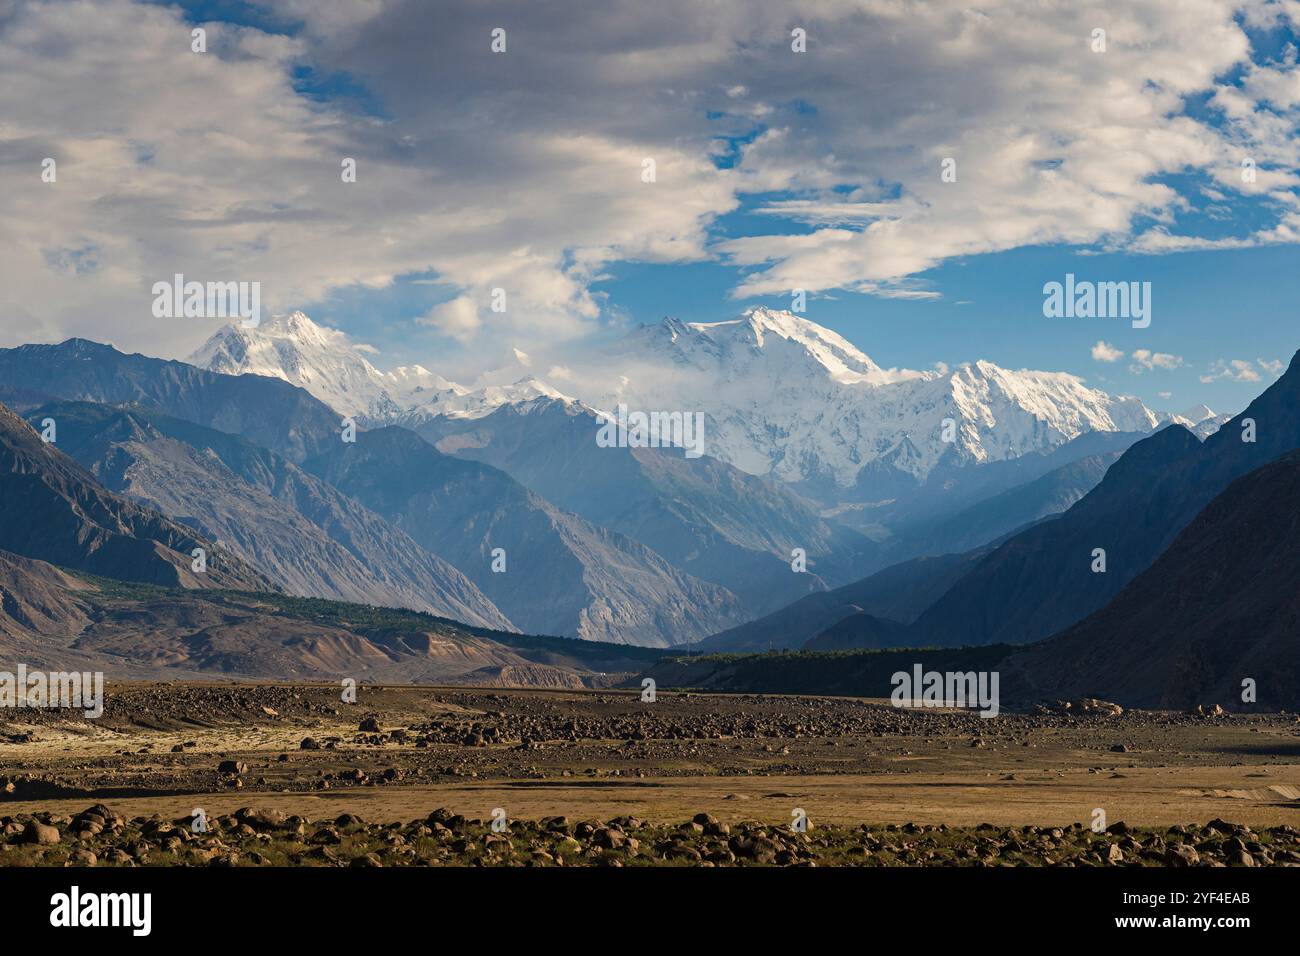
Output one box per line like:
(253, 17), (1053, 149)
(189, 312), (571, 424)
(189, 308), (1164, 487)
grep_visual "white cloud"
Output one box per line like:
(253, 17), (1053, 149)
(1091, 340), (1124, 362)
(0, 0), (734, 368)
(1200, 358), (1267, 383)
(418, 296), (481, 343)
(712, 0), (1290, 296)
(1129, 349), (1185, 373)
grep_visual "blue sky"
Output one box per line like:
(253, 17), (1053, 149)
(4, 0), (1299, 416)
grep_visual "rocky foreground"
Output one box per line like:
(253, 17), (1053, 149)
(3, 805), (1299, 867)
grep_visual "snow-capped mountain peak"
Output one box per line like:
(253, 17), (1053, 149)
(699, 307), (889, 383)
(1163, 403), (1230, 440)
(1178, 403), (1218, 423)
(397, 377), (573, 424)
(188, 307), (1164, 490)
(631, 308), (916, 387)
(189, 311), (401, 421)
(189, 311), (576, 424)
(385, 364), (463, 405)
(589, 310), (1160, 486)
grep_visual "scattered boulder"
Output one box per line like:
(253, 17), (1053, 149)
(21, 822), (61, 845)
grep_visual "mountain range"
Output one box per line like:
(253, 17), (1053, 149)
(906, 349), (1300, 648)
(182, 309), (1197, 583)
(191, 309), (1181, 497)
(2, 307), (1291, 707)
(411, 396), (876, 614)
(643, 433), (1300, 708)
(0, 343), (743, 647)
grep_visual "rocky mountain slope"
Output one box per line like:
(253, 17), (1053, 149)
(305, 426), (747, 647)
(0, 553), (658, 684)
(0, 401), (268, 590)
(414, 396), (876, 613)
(25, 400), (512, 629)
(700, 548), (990, 653)
(0, 549), (94, 644)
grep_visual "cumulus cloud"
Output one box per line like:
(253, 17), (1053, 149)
(1091, 340), (1125, 362)
(1200, 358), (1270, 382)
(418, 296), (482, 343)
(0, 0), (733, 365)
(1129, 349), (1185, 373)
(712, 1), (1294, 296)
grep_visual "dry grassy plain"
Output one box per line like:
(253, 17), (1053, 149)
(3, 683), (1297, 835)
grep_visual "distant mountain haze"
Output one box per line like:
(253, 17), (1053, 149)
(0, 322), (1275, 656)
(305, 425), (748, 647)
(413, 396), (877, 614)
(0, 338), (744, 646)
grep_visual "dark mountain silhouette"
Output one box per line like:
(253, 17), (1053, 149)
(1006, 449), (1300, 708)
(802, 611), (908, 651)
(699, 548), (989, 653)
(908, 350), (1300, 647)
